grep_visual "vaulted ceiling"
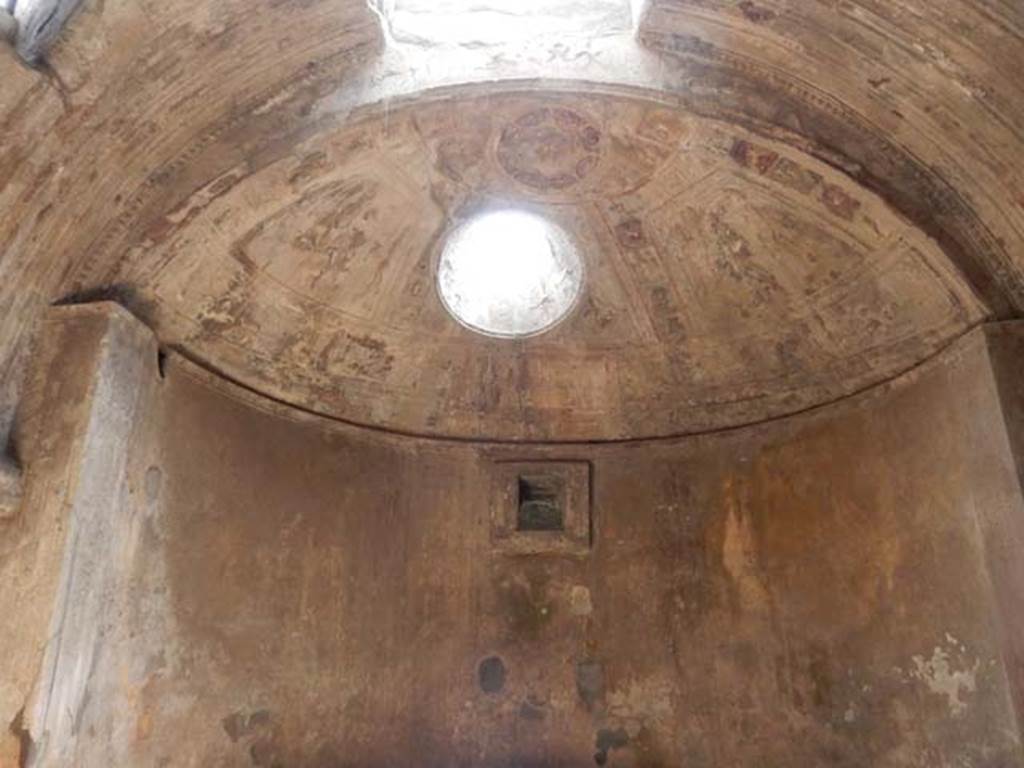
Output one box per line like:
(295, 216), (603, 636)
(1, 0), (1022, 441)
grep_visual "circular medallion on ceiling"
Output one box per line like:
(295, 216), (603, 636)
(497, 108), (602, 191)
(437, 210), (584, 338)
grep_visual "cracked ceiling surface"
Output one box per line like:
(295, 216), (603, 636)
(1, 0), (1022, 440)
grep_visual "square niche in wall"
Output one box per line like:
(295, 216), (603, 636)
(490, 461), (591, 555)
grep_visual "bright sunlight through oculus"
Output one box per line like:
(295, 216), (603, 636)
(437, 210), (584, 338)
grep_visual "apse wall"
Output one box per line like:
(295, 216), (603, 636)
(6, 303), (1024, 767)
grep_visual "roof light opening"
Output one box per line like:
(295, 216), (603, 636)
(8, 0), (85, 61)
(437, 210), (584, 339)
(373, 0), (636, 48)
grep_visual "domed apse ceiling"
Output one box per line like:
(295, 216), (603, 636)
(3, 0), (1024, 442)
(101, 91), (981, 441)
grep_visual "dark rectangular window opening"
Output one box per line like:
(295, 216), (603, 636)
(517, 474), (565, 531)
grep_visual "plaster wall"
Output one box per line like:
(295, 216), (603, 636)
(7, 305), (1024, 767)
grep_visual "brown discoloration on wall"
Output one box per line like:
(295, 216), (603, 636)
(0, 0), (1020, 753)
(729, 138), (779, 175)
(737, 1), (777, 24)
(820, 182), (862, 221)
(13, 307), (1024, 766)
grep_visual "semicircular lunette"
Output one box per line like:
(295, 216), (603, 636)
(106, 90), (985, 441)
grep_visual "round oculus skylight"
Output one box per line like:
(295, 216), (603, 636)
(437, 210), (584, 338)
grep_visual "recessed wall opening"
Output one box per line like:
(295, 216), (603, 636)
(437, 209), (584, 338)
(517, 474), (565, 531)
(491, 461), (591, 554)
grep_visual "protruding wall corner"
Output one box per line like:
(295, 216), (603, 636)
(0, 300), (162, 766)
(967, 320), (1024, 747)
(0, 456), (23, 520)
(981, 320), (1024, 485)
(49, 300), (161, 375)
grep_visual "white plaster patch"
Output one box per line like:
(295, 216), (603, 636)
(607, 676), (674, 723)
(569, 585), (593, 616)
(908, 641), (980, 718)
(721, 480), (771, 614)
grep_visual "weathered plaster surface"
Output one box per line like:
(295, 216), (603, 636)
(10, 305), (1024, 766)
(1, 1), (1023, 764)
(102, 88), (982, 441)
(0, 0), (1023, 443)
